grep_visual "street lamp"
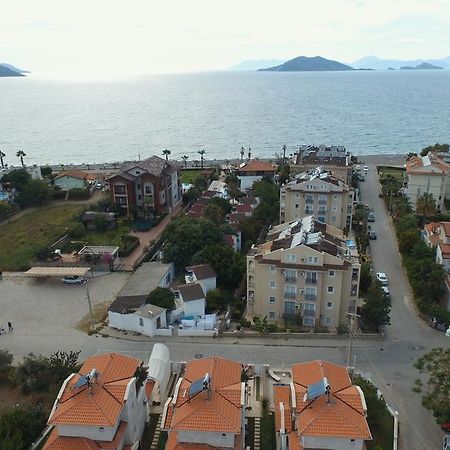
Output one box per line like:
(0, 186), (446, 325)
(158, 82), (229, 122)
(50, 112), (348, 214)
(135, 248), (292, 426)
(347, 312), (361, 378)
(85, 281), (95, 331)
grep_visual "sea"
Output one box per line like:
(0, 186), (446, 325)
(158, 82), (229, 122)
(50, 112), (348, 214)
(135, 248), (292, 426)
(1, 70), (450, 166)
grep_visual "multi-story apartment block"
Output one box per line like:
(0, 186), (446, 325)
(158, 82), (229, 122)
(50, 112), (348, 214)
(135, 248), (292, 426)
(291, 145), (352, 184)
(405, 153), (449, 211)
(280, 167), (354, 230)
(246, 216), (361, 329)
(107, 155), (181, 214)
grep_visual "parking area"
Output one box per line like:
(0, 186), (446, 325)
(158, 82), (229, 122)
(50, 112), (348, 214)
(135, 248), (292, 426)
(0, 272), (130, 341)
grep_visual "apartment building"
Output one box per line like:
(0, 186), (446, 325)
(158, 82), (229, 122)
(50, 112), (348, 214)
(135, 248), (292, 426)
(43, 353), (151, 450)
(291, 145), (352, 184)
(246, 216), (361, 329)
(162, 356), (247, 449)
(405, 153), (449, 211)
(280, 167), (354, 231)
(273, 360), (372, 449)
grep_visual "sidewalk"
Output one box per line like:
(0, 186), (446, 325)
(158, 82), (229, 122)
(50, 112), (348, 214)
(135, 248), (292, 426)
(120, 203), (183, 270)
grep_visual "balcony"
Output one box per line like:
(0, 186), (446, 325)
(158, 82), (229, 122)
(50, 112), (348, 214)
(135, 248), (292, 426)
(318, 199), (327, 205)
(304, 294), (317, 301)
(284, 291), (297, 300)
(305, 208), (314, 214)
(248, 281), (255, 288)
(305, 277), (317, 285)
(305, 199), (314, 205)
(318, 207), (327, 213)
(284, 276), (297, 283)
(303, 309), (316, 317)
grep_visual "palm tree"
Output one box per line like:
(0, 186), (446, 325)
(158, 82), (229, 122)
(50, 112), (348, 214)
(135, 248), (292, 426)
(181, 154), (189, 169)
(416, 193), (437, 216)
(240, 146), (245, 162)
(162, 149), (171, 161)
(16, 150), (26, 167)
(0, 151), (5, 168)
(198, 148), (206, 169)
(282, 145), (287, 166)
(247, 147), (252, 161)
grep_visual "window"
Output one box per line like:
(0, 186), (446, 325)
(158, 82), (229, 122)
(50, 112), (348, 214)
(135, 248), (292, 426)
(318, 216), (325, 223)
(285, 269), (297, 282)
(139, 318), (144, 326)
(137, 184), (141, 189)
(284, 285), (297, 299)
(284, 301), (296, 315)
(329, 270), (335, 277)
(285, 254), (297, 262)
(270, 281), (277, 289)
(114, 185), (126, 195)
(295, 203), (299, 208)
(138, 194), (142, 200)
(295, 193), (300, 198)
(307, 256), (318, 264)
(305, 194), (314, 204)
(305, 287), (316, 300)
(333, 194), (338, 200)
(303, 317), (315, 326)
(99, 427), (104, 432)
(327, 286), (334, 293)
(269, 296), (276, 304)
(145, 185), (152, 194)
(331, 216), (336, 223)
(270, 265), (276, 272)
(326, 317), (332, 325)
(327, 301), (333, 308)
(269, 311), (276, 319)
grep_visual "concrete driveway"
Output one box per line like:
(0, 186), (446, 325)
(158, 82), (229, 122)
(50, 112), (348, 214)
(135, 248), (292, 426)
(357, 163), (449, 450)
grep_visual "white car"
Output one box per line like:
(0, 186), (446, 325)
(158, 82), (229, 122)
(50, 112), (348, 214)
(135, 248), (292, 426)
(376, 272), (388, 285)
(62, 275), (86, 285)
(364, 165), (368, 173)
(381, 286), (390, 297)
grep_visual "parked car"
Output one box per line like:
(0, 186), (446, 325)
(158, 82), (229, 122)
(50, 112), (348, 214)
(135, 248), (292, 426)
(441, 421), (450, 432)
(368, 211), (375, 222)
(368, 230), (377, 240)
(358, 173), (365, 181)
(428, 317), (448, 332)
(381, 286), (390, 298)
(364, 164), (369, 173)
(62, 275), (86, 285)
(355, 164), (361, 171)
(376, 272), (388, 285)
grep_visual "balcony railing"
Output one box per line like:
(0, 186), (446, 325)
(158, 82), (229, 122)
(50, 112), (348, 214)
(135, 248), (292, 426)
(248, 281), (255, 288)
(318, 199), (327, 205)
(303, 309), (316, 317)
(284, 276), (297, 283)
(304, 294), (317, 301)
(305, 199), (314, 204)
(284, 291), (297, 299)
(305, 278), (317, 285)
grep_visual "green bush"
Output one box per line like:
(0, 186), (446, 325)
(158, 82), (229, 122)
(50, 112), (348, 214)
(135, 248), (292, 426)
(118, 235), (139, 256)
(67, 188), (90, 200)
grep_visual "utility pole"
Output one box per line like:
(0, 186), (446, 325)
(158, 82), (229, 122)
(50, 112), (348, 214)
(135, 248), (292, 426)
(347, 313), (360, 378)
(85, 282), (94, 331)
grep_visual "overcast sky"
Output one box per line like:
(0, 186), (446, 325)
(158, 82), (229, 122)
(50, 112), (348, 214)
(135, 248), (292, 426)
(1, 0), (450, 79)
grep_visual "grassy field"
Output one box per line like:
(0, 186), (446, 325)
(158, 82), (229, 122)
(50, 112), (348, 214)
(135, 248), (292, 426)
(378, 165), (405, 181)
(181, 169), (202, 183)
(0, 204), (85, 271)
(80, 219), (133, 247)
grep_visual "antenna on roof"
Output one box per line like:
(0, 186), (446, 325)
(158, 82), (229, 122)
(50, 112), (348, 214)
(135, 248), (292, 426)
(72, 368), (99, 393)
(303, 377), (330, 403)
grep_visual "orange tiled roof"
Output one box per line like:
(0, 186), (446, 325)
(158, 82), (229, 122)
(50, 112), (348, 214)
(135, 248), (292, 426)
(406, 154), (448, 175)
(442, 222), (450, 237)
(292, 360), (372, 440)
(166, 356), (243, 438)
(43, 421), (128, 450)
(273, 385), (293, 433)
(48, 353), (142, 427)
(56, 170), (95, 181)
(424, 222), (442, 246)
(288, 431), (303, 450)
(439, 243), (450, 258)
(239, 159), (276, 172)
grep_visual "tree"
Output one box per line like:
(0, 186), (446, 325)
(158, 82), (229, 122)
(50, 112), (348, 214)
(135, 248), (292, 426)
(205, 288), (233, 313)
(0, 350), (13, 381)
(49, 350), (81, 382)
(15, 179), (53, 207)
(162, 149), (171, 161)
(414, 347), (450, 424)
(0, 168), (31, 189)
(353, 376), (388, 427)
(416, 193), (437, 216)
(192, 242), (246, 289)
(204, 203), (226, 225)
(181, 154), (189, 168)
(0, 150), (5, 168)
(41, 166), (52, 177)
(208, 196), (232, 215)
(392, 196), (412, 219)
(162, 217), (223, 268)
(420, 143), (449, 157)
(359, 262), (372, 294)
(0, 406), (47, 450)
(253, 316), (269, 333)
(247, 147), (252, 161)
(360, 279), (391, 332)
(147, 287), (175, 310)
(398, 229), (421, 254)
(198, 148), (206, 169)
(16, 150), (26, 167)
(277, 163), (290, 185)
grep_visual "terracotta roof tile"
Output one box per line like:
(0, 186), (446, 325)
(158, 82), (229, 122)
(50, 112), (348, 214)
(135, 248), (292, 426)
(442, 222), (450, 237)
(55, 170), (93, 181)
(49, 353), (141, 427)
(439, 243), (450, 258)
(235, 204), (253, 214)
(274, 385), (292, 433)
(238, 160), (276, 172)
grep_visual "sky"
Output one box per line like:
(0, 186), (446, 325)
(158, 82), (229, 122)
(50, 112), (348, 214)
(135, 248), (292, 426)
(1, 0), (450, 79)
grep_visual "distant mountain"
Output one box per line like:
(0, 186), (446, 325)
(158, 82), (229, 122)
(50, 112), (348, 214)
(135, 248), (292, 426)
(0, 63), (27, 77)
(352, 55), (450, 70)
(0, 63), (29, 73)
(230, 59), (286, 70)
(259, 56), (355, 72)
(400, 62), (443, 70)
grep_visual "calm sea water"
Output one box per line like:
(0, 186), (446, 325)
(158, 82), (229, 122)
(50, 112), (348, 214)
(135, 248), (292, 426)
(1, 70), (450, 166)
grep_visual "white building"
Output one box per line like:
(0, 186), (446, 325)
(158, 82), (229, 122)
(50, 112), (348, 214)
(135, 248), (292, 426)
(176, 283), (206, 318)
(185, 264), (217, 294)
(237, 159), (276, 191)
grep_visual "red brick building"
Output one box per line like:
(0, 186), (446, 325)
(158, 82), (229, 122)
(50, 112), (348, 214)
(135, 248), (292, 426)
(108, 156), (181, 214)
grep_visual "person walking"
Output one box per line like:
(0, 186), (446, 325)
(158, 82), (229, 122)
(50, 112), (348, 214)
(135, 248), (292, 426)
(7, 321), (13, 332)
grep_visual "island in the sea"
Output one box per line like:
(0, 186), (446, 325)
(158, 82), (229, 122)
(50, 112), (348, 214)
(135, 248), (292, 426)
(258, 55), (355, 72)
(0, 63), (27, 77)
(399, 62), (443, 70)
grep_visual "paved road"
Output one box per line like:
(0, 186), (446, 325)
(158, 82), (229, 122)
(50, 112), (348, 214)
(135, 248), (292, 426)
(358, 164), (449, 450)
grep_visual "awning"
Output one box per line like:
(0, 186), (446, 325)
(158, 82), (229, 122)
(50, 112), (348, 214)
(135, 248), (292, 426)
(25, 267), (90, 278)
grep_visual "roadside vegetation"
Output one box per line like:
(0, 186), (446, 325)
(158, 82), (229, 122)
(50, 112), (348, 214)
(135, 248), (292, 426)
(0, 349), (81, 450)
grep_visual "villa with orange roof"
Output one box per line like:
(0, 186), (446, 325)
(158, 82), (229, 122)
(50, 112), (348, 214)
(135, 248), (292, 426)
(237, 159), (276, 190)
(273, 360), (372, 450)
(161, 356), (247, 449)
(43, 353), (151, 450)
(405, 153), (450, 211)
